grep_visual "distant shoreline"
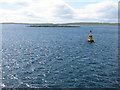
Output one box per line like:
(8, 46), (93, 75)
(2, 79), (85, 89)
(67, 23), (119, 26)
(1, 22), (119, 26)
(28, 25), (80, 27)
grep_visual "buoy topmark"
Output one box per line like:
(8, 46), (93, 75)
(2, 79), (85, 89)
(88, 30), (94, 42)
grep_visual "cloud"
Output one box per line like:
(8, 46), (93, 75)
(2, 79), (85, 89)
(37, 0), (75, 20)
(75, 1), (118, 22)
(0, 0), (118, 23)
(0, 0), (30, 5)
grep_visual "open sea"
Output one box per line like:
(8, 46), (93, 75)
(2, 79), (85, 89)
(1, 24), (119, 88)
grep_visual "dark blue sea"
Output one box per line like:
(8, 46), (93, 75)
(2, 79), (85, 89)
(1, 24), (119, 88)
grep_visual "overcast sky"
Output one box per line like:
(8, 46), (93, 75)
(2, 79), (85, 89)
(0, 0), (119, 23)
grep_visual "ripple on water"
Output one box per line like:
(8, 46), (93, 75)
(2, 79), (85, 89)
(2, 25), (118, 88)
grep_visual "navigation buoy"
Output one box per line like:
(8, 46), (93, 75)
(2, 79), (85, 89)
(88, 30), (94, 42)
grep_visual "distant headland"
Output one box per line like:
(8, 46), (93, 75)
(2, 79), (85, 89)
(28, 25), (79, 27)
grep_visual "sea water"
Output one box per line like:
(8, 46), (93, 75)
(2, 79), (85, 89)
(1, 24), (118, 88)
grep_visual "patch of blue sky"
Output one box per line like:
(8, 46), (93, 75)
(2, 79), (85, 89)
(66, 2), (96, 9)
(1, 4), (20, 10)
(34, 9), (44, 13)
(64, 0), (119, 3)
(65, 0), (119, 9)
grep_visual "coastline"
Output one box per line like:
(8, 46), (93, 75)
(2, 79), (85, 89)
(28, 25), (80, 27)
(1, 22), (119, 26)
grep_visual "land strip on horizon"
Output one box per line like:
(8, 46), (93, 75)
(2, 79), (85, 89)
(1, 22), (119, 26)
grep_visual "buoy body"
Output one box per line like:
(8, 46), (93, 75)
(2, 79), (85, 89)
(88, 31), (94, 42)
(88, 39), (94, 42)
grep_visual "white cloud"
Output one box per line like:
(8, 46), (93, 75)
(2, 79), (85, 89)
(75, 1), (118, 22)
(0, 0), (118, 23)
(0, 0), (31, 5)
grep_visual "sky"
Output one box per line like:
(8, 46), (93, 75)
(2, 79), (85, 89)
(0, 0), (119, 23)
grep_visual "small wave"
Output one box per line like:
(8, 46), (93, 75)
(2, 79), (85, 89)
(25, 83), (38, 88)
(0, 83), (5, 88)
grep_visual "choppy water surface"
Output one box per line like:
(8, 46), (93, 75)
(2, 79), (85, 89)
(1, 24), (118, 88)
